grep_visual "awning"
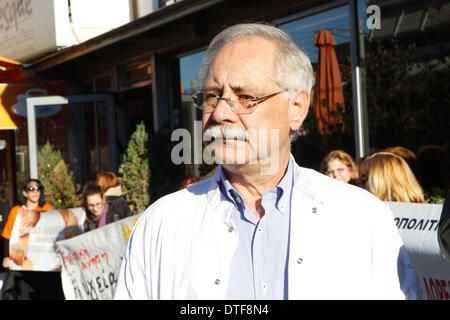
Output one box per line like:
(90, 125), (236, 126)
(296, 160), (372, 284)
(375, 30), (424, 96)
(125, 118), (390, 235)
(0, 103), (17, 129)
(0, 56), (22, 129)
(0, 56), (24, 84)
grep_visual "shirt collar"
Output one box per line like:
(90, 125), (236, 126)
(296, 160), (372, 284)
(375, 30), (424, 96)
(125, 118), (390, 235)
(217, 156), (294, 214)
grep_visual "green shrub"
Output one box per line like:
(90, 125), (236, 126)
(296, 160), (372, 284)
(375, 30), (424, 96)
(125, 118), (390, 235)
(118, 121), (150, 215)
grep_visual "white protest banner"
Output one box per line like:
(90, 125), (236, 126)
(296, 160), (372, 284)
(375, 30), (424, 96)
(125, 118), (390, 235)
(9, 207), (86, 271)
(387, 202), (450, 300)
(55, 213), (142, 300)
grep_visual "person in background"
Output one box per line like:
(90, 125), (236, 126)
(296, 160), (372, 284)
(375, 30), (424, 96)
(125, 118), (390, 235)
(179, 176), (204, 190)
(0, 200), (10, 298)
(83, 182), (127, 231)
(96, 172), (130, 219)
(0, 179), (63, 300)
(416, 145), (449, 192)
(320, 150), (359, 184)
(438, 192), (450, 262)
(362, 152), (425, 203)
(179, 167), (218, 190)
(1, 179), (54, 269)
(384, 146), (421, 186)
(362, 152), (424, 299)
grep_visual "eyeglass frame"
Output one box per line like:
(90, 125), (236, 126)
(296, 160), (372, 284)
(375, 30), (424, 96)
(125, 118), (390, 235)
(87, 201), (105, 210)
(24, 186), (42, 192)
(192, 89), (287, 114)
(325, 166), (350, 176)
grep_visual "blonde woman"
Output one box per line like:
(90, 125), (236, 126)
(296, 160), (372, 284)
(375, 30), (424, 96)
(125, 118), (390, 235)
(363, 151), (424, 299)
(321, 150), (359, 183)
(363, 152), (425, 203)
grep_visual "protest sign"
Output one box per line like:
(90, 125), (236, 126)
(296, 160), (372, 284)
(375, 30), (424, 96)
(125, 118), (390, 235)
(387, 202), (450, 300)
(55, 213), (142, 300)
(9, 207), (86, 271)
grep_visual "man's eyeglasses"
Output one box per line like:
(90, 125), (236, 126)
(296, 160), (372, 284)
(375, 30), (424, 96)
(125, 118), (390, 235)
(325, 166), (348, 176)
(192, 89), (286, 114)
(25, 186), (42, 192)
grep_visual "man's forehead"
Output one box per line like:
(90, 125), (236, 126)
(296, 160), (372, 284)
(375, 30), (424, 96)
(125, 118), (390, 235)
(203, 76), (267, 91)
(205, 36), (276, 89)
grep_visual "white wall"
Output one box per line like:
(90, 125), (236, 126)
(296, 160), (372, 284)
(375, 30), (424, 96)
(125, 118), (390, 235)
(69, 0), (132, 44)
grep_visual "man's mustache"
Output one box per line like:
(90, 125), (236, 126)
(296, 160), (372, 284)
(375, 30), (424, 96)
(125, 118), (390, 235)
(203, 124), (249, 142)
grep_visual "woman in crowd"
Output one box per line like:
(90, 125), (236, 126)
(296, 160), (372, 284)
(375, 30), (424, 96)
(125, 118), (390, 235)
(96, 172), (130, 218)
(1, 179), (54, 269)
(320, 150), (359, 184)
(362, 152), (425, 203)
(83, 182), (127, 231)
(362, 151), (424, 299)
(0, 179), (64, 300)
(384, 146), (421, 185)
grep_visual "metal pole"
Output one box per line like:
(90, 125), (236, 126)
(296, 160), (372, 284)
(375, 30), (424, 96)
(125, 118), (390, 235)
(349, 0), (370, 160)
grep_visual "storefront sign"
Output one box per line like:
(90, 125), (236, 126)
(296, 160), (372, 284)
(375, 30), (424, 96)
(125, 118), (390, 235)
(0, 0), (69, 61)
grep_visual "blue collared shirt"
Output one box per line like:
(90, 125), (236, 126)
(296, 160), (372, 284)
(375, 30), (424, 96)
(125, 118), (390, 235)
(219, 159), (293, 300)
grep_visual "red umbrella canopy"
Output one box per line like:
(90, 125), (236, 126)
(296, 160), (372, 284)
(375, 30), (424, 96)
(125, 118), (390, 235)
(0, 56), (24, 83)
(313, 30), (345, 135)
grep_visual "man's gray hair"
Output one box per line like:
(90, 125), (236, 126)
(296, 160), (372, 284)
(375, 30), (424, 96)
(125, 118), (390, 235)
(198, 23), (315, 99)
(198, 23), (314, 141)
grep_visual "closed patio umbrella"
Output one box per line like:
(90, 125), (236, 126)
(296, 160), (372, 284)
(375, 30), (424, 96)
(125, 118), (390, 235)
(313, 30), (345, 135)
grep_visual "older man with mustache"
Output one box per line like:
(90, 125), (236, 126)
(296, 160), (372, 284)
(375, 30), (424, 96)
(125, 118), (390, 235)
(114, 23), (406, 300)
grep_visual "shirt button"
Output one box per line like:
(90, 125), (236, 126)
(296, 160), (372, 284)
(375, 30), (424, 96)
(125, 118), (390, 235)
(297, 258), (303, 264)
(257, 227), (262, 232)
(312, 207), (317, 214)
(214, 279), (220, 285)
(262, 283), (268, 291)
(228, 226), (234, 233)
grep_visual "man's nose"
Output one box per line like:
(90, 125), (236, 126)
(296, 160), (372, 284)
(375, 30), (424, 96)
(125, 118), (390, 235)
(211, 96), (239, 124)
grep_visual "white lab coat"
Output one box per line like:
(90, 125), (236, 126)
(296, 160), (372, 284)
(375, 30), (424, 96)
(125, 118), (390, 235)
(114, 160), (405, 300)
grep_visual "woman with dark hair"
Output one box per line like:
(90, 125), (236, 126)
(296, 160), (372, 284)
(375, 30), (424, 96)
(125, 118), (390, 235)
(83, 181), (125, 231)
(96, 172), (130, 219)
(0, 178), (59, 300)
(1, 179), (54, 266)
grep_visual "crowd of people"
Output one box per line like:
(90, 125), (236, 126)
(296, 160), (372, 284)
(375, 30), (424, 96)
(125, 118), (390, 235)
(319, 146), (450, 300)
(320, 145), (448, 204)
(0, 171), (131, 299)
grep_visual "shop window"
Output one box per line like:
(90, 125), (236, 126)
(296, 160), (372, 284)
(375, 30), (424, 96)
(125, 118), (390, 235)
(118, 58), (152, 91)
(276, 4), (353, 169)
(362, 0), (450, 196)
(178, 50), (206, 176)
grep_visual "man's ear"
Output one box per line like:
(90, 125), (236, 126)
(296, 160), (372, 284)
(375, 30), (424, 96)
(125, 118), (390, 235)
(289, 90), (310, 132)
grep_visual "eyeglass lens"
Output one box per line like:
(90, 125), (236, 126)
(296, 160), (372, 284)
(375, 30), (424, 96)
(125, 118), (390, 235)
(26, 186), (42, 192)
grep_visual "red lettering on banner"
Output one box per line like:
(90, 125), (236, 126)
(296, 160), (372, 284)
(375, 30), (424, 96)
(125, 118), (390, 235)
(423, 278), (450, 300)
(81, 252), (110, 270)
(61, 248), (92, 266)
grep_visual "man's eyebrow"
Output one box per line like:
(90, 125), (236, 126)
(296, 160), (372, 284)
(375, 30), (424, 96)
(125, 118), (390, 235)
(202, 85), (221, 92)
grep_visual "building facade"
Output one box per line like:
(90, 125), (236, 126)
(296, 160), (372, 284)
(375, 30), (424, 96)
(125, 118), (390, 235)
(1, 0), (449, 204)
